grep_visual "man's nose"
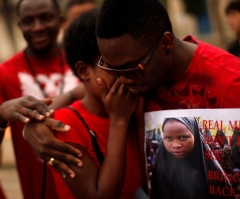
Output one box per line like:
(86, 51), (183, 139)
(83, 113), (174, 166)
(32, 19), (45, 31)
(118, 76), (135, 85)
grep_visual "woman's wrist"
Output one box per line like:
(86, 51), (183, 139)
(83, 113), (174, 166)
(110, 119), (129, 127)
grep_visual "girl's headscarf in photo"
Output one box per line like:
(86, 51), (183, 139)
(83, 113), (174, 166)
(151, 117), (235, 199)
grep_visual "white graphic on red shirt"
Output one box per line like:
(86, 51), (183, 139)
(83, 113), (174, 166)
(18, 70), (79, 99)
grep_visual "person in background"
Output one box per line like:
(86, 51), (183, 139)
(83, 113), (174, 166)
(62, 0), (96, 31)
(224, 145), (233, 157)
(214, 130), (228, 148)
(182, 0), (211, 34)
(225, 0), (240, 57)
(0, 0), (80, 198)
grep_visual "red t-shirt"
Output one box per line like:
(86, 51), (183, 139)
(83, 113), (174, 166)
(52, 100), (141, 199)
(0, 51), (80, 199)
(147, 35), (240, 111)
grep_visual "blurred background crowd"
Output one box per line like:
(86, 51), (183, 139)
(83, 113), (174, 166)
(0, 0), (240, 198)
(0, 0), (237, 63)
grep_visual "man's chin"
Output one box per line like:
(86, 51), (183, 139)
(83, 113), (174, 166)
(28, 44), (53, 55)
(128, 85), (152, 96)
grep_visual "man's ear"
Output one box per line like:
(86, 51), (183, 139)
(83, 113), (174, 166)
(75, 61), (90, 81)
(161, 32), (174, 52)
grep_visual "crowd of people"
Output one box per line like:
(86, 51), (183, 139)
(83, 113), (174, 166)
(1, 0), (240, 199)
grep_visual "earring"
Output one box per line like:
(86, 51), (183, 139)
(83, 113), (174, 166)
(166, 49), (171, 55)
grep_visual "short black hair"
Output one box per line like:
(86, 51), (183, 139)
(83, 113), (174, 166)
(16, 0), (61, 15)
(96, 0), (173, 47)
(226, 1), (240, 14)
(63, 8), (100, 77)
(66, 0), (96, 10)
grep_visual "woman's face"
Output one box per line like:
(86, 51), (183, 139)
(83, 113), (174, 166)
(163, 120), (194, 159)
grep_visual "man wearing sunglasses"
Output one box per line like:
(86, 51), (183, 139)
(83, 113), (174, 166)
(23, 0), (240, 188)
(96, 0), (240, 107)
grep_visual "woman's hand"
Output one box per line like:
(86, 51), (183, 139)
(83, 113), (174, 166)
(97, 78), (138, 123)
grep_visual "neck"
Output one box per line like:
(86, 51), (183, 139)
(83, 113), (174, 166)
(26, 44), (61, 59)
(164, 38), (197, 90)
(81, 93), (108, 118)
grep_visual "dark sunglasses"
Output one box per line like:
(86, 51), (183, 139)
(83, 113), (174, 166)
(97, 33), (164, 80)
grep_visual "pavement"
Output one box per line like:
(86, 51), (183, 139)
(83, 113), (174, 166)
(0, 128), (23, 199)
(0, 165), (23, 199)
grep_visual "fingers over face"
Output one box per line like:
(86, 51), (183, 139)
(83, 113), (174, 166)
(109, 78), (122, 94)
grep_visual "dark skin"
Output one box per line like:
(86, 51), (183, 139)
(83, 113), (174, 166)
(52, 59), (140, 198)
(23, 32), (198, 177)
(18, 0), (64, 58)
(0, 96), (53, 126)
(23, 86), (85, 178)
(97, 32), (197, 93)
(0, 89), (85, 173)
(0, 96), (53, 144)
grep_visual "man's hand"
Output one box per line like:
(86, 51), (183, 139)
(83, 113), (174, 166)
(0, 96), (54, 125)
(23, 118), (83, 178)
